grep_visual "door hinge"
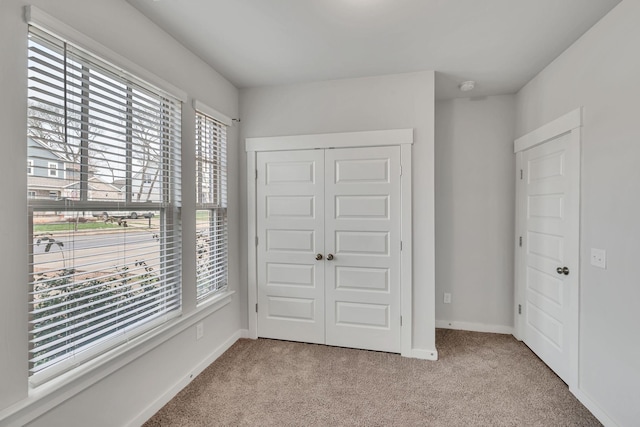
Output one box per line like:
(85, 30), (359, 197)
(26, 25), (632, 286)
(255, 169), (258, 180)
(400, 241), (403, 251)
(520, 169), (523, 180)
(400, 316), (403, 326)
(400, 165), (403, 176)
(256, 303), (258, 313)
(519, 236), (522, 247)
(518, 304), (522, 315)
(255, 236), (259, 246)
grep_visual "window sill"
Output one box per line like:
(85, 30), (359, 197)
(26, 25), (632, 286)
(196, 288), (232, 310)
(0, 290), (235, 426)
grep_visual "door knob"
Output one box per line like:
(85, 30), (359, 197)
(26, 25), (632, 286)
(556, 266), (570, 275)
(316, 254), (323, 261)
(326, 254), (334, 261)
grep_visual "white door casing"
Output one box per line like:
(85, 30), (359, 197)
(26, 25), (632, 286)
(246, 129), (418, 357)
(514, 108), (581, 388)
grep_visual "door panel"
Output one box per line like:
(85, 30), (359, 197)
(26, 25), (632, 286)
(336, 231), (390, 255)
(335, 302), (390, 328)
(335, 266), (390, 292)
(335, 158), (390, 183)
(266, 296), (316, 321)
(266, 229), (315, 252)
(325, 146), (401, 353)
(335, 195), (389, 219)
(522, 132), (578, 383)
(257, 150), (325, 344)
(267, 263), (315, 287)
(266, 196), (315, 218)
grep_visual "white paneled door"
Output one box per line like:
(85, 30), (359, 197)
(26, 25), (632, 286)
(257, 146), (401, 353)
(256, 150), (325, 344)
(325, 147), (401, 352)
(520, 131), (579, 384)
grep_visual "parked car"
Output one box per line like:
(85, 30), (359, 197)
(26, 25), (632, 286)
(92, 211), (155, 220)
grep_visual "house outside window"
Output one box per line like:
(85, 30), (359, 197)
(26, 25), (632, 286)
(195, 108), (228, 301)
(27, 26), (182, 384)
(27, 159), (34, 175)
(47, 162), (58, 177)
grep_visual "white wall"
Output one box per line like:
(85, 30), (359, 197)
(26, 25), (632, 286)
(0, 1), (242, 425)
(239, 71), (437, 355)
(435, 95), (516, 333)
(515, 1), (640, 425)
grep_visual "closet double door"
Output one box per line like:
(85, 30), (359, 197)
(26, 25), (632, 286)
(256, 146), (401, 353)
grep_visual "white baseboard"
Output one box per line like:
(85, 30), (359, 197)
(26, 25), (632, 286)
(128, 329), (246, 427)
(436, 320), (514, 335)
(408, 348), (438, 361)
(571, 387), (619, 427)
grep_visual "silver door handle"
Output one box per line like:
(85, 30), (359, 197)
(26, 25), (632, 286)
(326, 254), (334, 261)
(316, 254), (323, 261)
(556, 266), (570, 275)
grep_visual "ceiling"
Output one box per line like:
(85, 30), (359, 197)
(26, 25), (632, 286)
(126, 0), (620, 99)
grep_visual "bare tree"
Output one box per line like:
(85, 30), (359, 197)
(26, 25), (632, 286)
(29, 92), (168, 204)
(131, 97), (164, 203)
(28, 101), (83, 163)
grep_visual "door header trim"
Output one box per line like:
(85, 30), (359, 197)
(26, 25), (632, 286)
(246, 128), (414, 152)
(514, 107), (582, 153)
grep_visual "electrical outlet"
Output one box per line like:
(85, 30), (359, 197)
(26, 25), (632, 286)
(444, 293), (452, 304)
(196, 322), (204, 340)
(590, 248), (606, 269)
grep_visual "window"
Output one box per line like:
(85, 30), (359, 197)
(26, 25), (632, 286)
(28, 191), (36, 199)
(27, 27), (182, 383)
(47, 162), (58, 177)
(195, 110), (228, 301)
(27, 159), (34, 175)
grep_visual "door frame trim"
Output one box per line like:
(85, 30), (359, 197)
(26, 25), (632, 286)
(246, 128), (413, 152)
(514, 108), (582, 153)
(513, 107), (582, 389)
(246, 129), (418, 358)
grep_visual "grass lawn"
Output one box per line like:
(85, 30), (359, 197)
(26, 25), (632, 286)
(34, 222), (122, 233)
(196, 210), (210, 221)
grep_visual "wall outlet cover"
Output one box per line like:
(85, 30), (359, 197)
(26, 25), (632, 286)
(590, 248), (606, 269)
(196, 322), (204, 340)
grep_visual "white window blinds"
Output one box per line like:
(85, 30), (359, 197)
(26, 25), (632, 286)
(27, 26), (182, 382)
(195, 110), (228, 301)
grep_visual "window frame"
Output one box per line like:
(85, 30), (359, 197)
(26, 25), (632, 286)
(26, 25), (183, 385)
(194, 104), (230, 303)
(47, 162), (58, 178)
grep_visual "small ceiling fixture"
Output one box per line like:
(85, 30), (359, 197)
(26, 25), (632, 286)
(459, 81), (475, 92)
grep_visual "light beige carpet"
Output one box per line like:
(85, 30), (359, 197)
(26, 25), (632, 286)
(143, 329), (601, 426)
